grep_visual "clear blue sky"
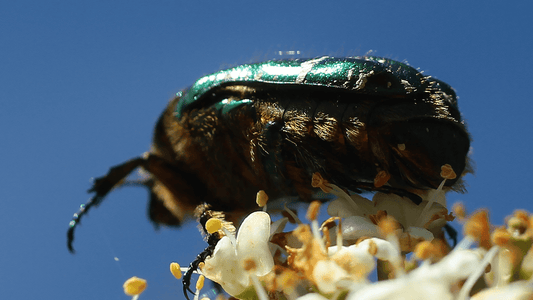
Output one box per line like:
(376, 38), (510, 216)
(1, 1), (532, 299)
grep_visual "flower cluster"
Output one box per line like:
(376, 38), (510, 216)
(124, 175), (533, 299)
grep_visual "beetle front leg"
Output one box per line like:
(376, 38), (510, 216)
(67, 157), (145, 252)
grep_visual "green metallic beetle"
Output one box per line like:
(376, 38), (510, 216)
(68, 56), (471, 252)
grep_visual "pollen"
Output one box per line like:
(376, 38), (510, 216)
(414, 241), (436, 260)
(256, 190), (269, 207)
(369, 210), (388, 225)
(196, 275), (205, 291)
(123, 276), (147, 296)
(440, 164), (457, 180)
(513, 210), (529, 223)
(452, 202), (467, 220)
(311, 172), (332, 193)
(277, 268), (299, 290)
(507, 210), (530, 236)
(378, 215), (400, 237)
(306, 201), (321, 221)
(464, 210), (491, 249)
(205, 218), (222, 234)
(491, 227), (511, 246)
(170, 262), (182, 280)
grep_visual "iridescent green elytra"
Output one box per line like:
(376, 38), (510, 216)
(175, 56), (457, 118)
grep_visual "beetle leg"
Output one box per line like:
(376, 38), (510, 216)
(443, 223), (458, 247)
(68, 157), (145, 253)
(183, 243), (217, 300)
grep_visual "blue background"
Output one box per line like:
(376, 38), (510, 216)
(1, 1), (531, 299)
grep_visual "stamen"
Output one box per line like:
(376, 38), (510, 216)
(307, 201), (326, 253)
(256, 190), (269, 211)
(283, 203), (302, 224)
(414, 241), (436, 261)
(123, 276), (147, 299)
(194, 275), (205, 300)
(457, 246), (500, 300)
(336, 218), (343, 251)
(170, 262), (182, 279)
(415, 178), (446, 226)
(250, 274), (269, 300)
(243, 258), (269, 300)
(306, 201), (320, 222)
(464, 210), (491, 249)
(377, 217), (404, 277)
(312, 173), (332, 193)
(452, 202), (467, 220)
(440, 164), (457, 180)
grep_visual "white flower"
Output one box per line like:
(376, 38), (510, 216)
(345, 247), (483, 300)
(424, 249), (484, 283)
(296, 293), (330, 300)
(347, 277), (453, 300)
(372, 193), (448, 231)
(339, 216), (381, 241)
(327, 190), (375, 218)
(313, 260), (349, 294)
(470, 281), (533, 300)
(327, 191), (446, 253)
(201, 211), (274, 296)
(323, 237), (402, 287)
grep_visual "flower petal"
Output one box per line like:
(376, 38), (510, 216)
(313, 260), (349, 294)
(202, 237), (249, 296)
(341, 216), (381, 240)
(237, 211), (275, 276)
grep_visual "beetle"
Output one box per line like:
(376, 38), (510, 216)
(67, 56), (471, 253)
